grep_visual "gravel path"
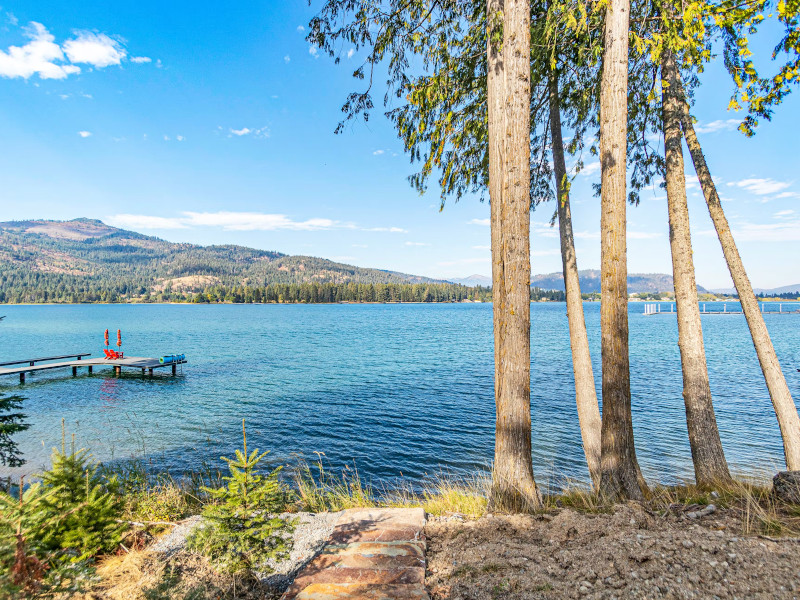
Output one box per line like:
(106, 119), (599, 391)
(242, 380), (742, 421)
(147, 511), (341, 594)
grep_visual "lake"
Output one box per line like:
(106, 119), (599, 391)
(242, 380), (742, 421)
(1, 302), (798, 487)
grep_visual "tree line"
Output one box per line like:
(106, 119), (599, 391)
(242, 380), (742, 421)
(0, 279), (571, 305)
(310, 0), (800, 508)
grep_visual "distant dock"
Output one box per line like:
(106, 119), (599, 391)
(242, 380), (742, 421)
(0, 353), (187, 383)
(644, 302), (800, 316)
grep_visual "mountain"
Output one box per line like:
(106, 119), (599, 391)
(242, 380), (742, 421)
(711, 284), (800, 295)
(0, 218), (444, 303)
(530, 269), (705, 294)
(447, 274), (493, 287)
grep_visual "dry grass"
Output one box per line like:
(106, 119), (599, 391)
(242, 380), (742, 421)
(293, 458), (489, 517)
(68, 550), (275, 600)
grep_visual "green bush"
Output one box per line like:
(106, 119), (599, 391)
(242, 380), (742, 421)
(0, 427), (126, 597)
(36, 436), (125, 563)
(188, 420), (294, 574)
(0, 394), (29, 468)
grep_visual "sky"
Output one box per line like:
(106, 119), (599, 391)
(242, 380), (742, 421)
(0, 2), (798, 289)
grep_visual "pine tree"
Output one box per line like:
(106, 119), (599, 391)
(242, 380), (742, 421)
(0, 481), (51, 597)
(188, 420), (294, 574)
(0, 394), (29, 468)
(36, 428), (125, 563)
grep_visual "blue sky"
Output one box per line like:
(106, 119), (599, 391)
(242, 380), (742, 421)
(1, 1), (798, 289)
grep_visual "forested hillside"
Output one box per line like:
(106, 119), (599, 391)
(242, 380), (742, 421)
(0, 219), (449, 304)
(530, 269), (706, 294)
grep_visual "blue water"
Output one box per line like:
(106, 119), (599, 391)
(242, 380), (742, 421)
(1, 302), (798, 487)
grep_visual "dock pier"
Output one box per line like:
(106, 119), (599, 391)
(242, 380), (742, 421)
(0, 354), (186, 383)
(644, 302), (800, 316)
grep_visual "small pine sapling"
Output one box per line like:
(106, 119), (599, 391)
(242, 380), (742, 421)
(188, 420), (294, 574)
(36, 424), (125, 565)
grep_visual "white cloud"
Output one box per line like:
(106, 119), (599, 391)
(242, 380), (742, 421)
(347, 48), (355, 59)
(775, 191), (799, 199)
(405, 242), (430, 247)
(0, 22), (80, 79)
(0, 21), (146, 80)
(163, 135), (170, 141)
(531, 249), (559, 257)
(468, 218), (490, 226)
(728, 178), (792, 196)
(185, 212), (336, 231)
(106, 212), (405, 234)
(373, 149), (384, 155)
(283, 55), (290, 63)
(77, 130), (91, 138)
(733, 219), (800, 242)
(579, 160), (601, 176)
(228, 126), (269, 138)
(574, 230), (600, 239)
(6, 12), (19, 26)
(62, 31), (125, 67)
(694, 119), (739, 135)
(176, 135), (184, 141)
(106, 214), (189, 230)
(472, 245), (490, 250)
(352, 244), (368, 248)
(308, 46), (319, 58)
(297, 25), (305, 32)
(774, 210), (795, 218)
(363, 226), (407, 233)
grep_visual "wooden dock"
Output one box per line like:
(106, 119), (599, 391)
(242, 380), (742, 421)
(0, 354), (187, 383)
(644, 302), (800, 316)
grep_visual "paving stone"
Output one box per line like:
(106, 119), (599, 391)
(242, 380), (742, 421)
(335, 507), (426, 530)
(281, 508), (427, 600)
(330, 525), (425, 545)
(284, 566), (425, 599)
(295, 583), (430, 600)
(323, 541), (425, 558)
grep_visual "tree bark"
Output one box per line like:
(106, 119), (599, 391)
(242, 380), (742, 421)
(661, 51), (731, 487)
(678, 81), (800, 471)
(487, 0), (541, 512)
(598, 0), (645, 501)
(548, 71), (603, 488)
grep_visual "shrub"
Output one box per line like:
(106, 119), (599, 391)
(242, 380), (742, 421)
(0, 394), (29, 468)
(188, 420), (294, 575)
(36, 433), (125, 563)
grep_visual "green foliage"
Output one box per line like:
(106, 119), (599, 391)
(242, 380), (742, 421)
(188, 421), (294, 575)
(0, 482), (51, 598)
(0, 394), (28, 468)
(0, 436), (125, 599)
(35, 434), (125, 565)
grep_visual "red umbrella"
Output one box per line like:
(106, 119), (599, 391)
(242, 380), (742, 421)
(117, 329), (122, 348)
(104, 329), (109, 347)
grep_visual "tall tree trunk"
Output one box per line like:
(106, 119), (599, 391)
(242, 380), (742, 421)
(661, 51), (732, 487)
(487, 0), (540, 512)
(678, 82), (800, 471)
(598, 0), (645, 501)
(548, 71), (602, 488)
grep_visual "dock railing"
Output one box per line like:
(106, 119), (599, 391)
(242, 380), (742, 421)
(0, 353), (91, 367)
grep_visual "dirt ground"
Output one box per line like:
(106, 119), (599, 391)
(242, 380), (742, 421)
(425, 503), (800, 600)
